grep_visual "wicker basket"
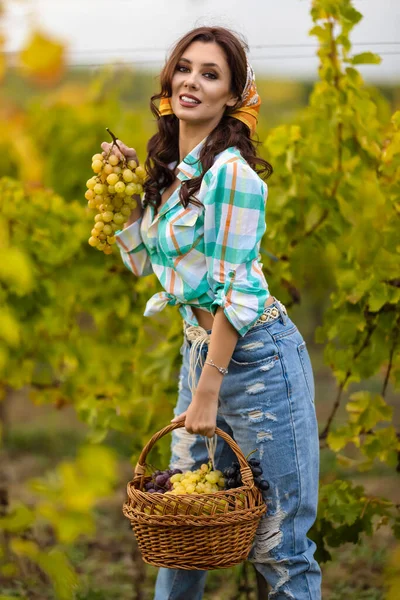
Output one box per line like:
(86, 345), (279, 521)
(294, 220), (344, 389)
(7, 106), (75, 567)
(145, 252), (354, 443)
(122, 422), (267, 570)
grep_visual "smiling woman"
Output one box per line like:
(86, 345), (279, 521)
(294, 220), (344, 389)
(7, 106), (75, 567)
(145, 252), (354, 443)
(171, 43), (238, 122)
(107, 25), (322, 600)
(144, 27), (271, 214)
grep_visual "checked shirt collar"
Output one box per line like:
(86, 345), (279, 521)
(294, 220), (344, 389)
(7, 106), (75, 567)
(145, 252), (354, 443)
(148, 136), (207, 224)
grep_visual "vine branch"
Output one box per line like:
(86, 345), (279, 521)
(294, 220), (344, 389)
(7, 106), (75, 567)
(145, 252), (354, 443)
(320, 320), (377, 440)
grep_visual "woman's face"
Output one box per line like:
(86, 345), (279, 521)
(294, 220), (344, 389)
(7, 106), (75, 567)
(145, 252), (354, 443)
(170, 40), (238, 127)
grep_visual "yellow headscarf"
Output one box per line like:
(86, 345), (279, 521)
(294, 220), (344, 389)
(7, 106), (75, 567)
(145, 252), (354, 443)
(159, 61), (261, 136)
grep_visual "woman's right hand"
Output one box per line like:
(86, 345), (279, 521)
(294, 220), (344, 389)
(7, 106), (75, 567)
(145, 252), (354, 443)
(101, 139), (139, 164)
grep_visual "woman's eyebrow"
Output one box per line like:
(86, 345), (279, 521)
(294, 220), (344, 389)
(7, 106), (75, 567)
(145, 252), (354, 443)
(179, 57), (221, 71)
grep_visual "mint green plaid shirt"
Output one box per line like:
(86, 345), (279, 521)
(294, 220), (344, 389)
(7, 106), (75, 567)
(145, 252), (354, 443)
(115, 136), (271, 337)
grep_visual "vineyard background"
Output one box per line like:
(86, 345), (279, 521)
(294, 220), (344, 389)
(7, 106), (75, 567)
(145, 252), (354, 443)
(0, 0), (400, 599)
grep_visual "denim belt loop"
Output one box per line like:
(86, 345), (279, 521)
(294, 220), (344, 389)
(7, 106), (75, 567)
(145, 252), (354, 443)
(271, 296), (288, 325)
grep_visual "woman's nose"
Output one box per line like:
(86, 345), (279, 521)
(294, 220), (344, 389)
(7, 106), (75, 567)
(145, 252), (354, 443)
(184, 73), (199, 89)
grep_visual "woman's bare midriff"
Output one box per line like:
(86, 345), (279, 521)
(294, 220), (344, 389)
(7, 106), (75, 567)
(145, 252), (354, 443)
(192, 295), (276, 332)
(192, 307), (215, 331)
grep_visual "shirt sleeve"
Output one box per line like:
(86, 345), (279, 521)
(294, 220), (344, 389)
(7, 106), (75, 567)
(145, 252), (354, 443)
(203, 158), (270, 337)
(115, 217), (154, 277)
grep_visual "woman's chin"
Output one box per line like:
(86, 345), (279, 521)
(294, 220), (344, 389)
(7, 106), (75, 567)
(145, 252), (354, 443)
(174, 105), (201, 117)
(176, 113), (207, 125)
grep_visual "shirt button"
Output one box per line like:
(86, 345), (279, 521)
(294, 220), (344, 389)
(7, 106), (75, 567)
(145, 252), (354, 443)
(228, 270), (235, 277)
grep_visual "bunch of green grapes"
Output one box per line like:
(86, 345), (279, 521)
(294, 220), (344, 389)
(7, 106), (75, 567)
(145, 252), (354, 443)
(86, 130), (146, 255)
(166, 461), (225, 495)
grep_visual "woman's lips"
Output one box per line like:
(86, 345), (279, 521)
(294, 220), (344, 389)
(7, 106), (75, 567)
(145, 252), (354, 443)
(179, 95), (201, 108)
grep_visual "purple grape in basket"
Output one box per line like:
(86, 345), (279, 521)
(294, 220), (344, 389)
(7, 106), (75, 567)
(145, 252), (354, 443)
(147, 488), (157, 493)
(248, 458), (261, 467)
(224, 466), (238, 479)
(259, 479), (270, 491)
(155, 474), (168, 487)
(227, 477), (237, 488)
(144, 481), (154, 491)
(251, 466), (263, 477)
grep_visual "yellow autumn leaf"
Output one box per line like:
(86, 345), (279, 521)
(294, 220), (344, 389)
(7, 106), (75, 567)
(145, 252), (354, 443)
(1, 113), (44, 185)
(19, 30), (65, 84)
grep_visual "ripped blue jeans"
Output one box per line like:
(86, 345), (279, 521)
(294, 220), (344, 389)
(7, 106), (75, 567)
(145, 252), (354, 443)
(154, 299), (321, 599)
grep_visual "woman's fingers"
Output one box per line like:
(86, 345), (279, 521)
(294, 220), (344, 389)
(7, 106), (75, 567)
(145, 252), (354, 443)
(100, 141), (112, 154)
(116, 139), (138, 159)
(170, 412), (215, 436)
(100, 141), (119, 159)
(100, 140), (138, 162)
(171, 411), (187, 422)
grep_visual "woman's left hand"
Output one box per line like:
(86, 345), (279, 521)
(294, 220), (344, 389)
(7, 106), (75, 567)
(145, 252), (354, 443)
(171, 390), (219, 437)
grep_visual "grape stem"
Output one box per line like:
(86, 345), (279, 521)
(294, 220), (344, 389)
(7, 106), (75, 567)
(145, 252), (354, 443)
(245, 449), (257, 460)
(105, 127), (127, 166)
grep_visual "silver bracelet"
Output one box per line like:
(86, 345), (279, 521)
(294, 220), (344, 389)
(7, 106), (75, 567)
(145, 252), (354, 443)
(204, 357), (229, 376)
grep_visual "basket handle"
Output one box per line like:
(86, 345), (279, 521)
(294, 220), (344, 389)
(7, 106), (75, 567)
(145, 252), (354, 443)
(132, 422), (255, 489)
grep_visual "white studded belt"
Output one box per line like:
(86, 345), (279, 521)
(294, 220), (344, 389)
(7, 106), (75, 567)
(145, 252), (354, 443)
(253, 298), (287, 326)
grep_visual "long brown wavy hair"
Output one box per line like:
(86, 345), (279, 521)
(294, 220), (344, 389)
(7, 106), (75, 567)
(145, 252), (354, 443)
(143, 26), (273, 211)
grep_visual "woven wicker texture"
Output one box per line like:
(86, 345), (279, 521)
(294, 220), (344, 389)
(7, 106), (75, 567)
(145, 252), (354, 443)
(122, 423), (267, 570)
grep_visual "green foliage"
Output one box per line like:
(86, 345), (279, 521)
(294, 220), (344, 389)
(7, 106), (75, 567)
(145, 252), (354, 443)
(10, 539), (78, 600)
(0, 174), (183, 462)
(327, 391), (400, 470)
(0, 504), (35, 533)
(29, 444), (118, 543)
(0, 172), (183, 595)
(263, 0), (400, 559)
(311, 479), (396, 562)
(384, 544), (400, 600)
(0, 445), (117, 598)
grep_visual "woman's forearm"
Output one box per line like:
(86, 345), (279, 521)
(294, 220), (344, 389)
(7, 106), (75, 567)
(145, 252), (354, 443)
(196, 307), (239, 395)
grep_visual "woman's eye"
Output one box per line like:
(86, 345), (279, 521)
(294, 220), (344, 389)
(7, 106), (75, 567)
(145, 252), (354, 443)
(176, 65), (217, 79)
